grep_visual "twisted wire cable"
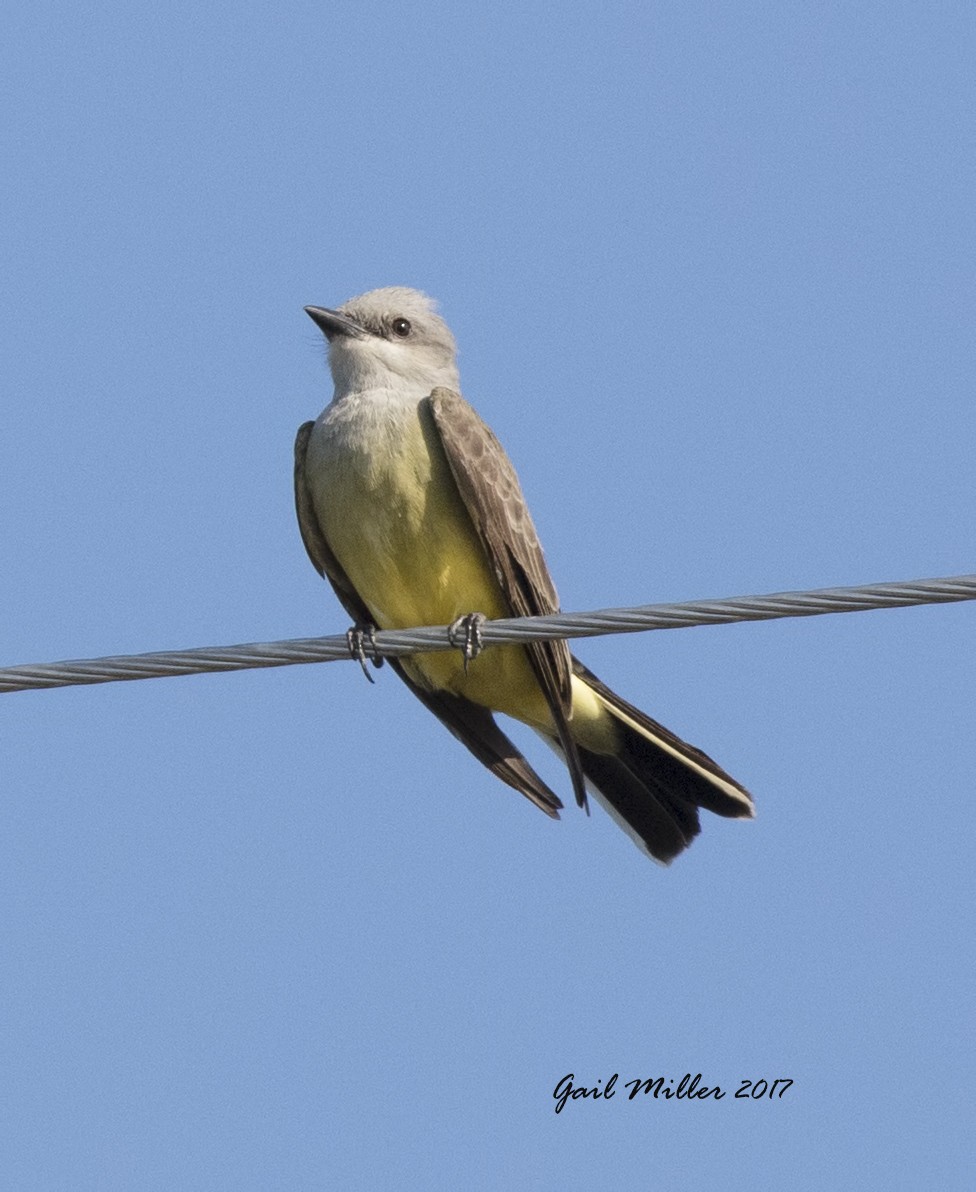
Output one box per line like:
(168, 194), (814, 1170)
(2, 573), (974, 695)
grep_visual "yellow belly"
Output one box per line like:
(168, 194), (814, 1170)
(311, 401), (554, 730)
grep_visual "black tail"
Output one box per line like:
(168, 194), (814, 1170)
(569, 660), (754, 864)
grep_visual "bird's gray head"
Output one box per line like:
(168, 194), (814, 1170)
(306, 286), (460, 397)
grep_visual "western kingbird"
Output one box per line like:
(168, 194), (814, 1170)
(295, 286), (753, 863)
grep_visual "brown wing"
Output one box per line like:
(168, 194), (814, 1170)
(294, 421), (372, 625)
(293, 419), (563, 818)
(428, 388), (588, 810)
(394, 677), (563, 817)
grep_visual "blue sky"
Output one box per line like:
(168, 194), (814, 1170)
(2, 2), (974, 1188)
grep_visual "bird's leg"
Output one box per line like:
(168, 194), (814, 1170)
(346, 624), (383, 683)
(447, 612), (487, 674)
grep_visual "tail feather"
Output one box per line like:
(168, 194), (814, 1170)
(567, 659), (754, 864)
(574, 745), (700, 863)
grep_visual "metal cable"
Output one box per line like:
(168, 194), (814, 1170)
(2, 573), (973, 694)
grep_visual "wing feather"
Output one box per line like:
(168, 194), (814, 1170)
(294, 421), (372, 625)
(427, 388), (588, 810)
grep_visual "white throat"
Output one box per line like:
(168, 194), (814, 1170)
(328, 338), (460, 401)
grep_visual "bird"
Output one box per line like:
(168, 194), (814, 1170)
(294, 286), (754, 863)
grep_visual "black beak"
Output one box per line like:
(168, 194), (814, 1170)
(304, 306), (367, 340)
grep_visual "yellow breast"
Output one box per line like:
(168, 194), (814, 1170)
(309, 397), (553, 729)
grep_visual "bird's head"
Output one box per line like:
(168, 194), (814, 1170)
(306, 286), (460, 396)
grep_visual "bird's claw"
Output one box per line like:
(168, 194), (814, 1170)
(448, 612), (487, 674)
(346, 624), (383, 682)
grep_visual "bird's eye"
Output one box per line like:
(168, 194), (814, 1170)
(391, 317), (411, 338)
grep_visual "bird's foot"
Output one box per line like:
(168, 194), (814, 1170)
(447, 612), (487, 674)
(346, 624), (383, 683)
